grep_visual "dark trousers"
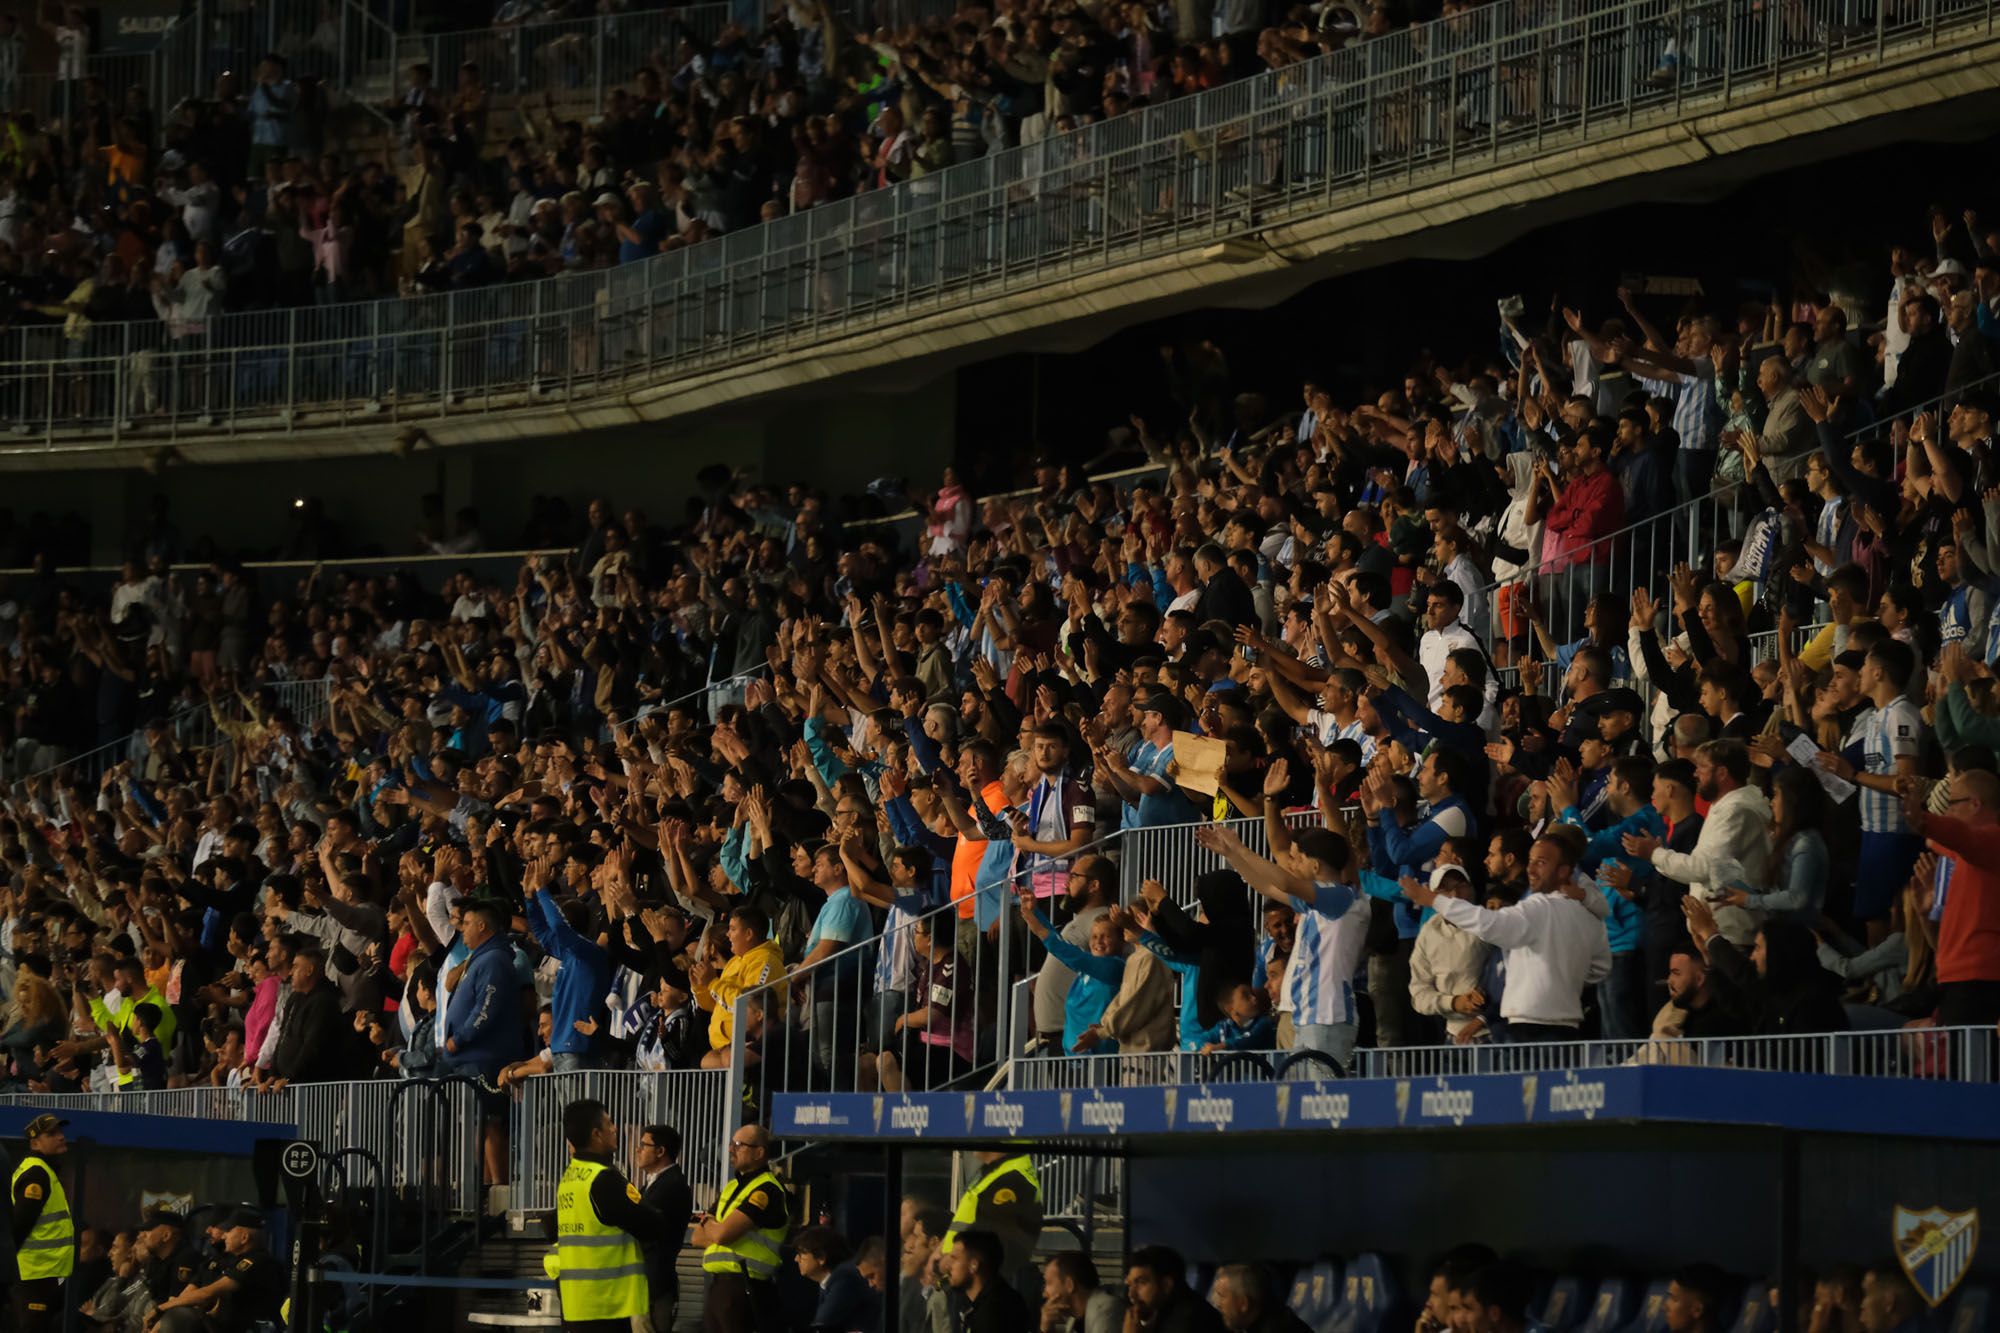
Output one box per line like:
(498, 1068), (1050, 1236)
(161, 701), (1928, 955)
(642, 1287), (678, 1333)
(1936, 980), (2000, 1028)
(1367, 940), (1417, 1048)
(1508, 1022), (1582, 1044)
(1596, 950), (1649, 1041)
(10, 1278), (61, 1333)
(563, 1320), (632, 1333)
(704, 1273), (782, 1333)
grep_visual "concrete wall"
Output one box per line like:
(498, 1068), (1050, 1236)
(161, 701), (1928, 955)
(0, 372), (954, 563)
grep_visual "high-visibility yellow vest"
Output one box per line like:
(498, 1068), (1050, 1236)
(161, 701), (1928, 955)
(701, 1170), (786, 1280)
(942, 1154), (1041, 1252)
(554, 1158), (646, 1319)
(12, 1156), (72, 1280)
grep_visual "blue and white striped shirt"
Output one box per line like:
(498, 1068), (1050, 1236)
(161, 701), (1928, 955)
(1848, 699), (1922, 834)
(1814, 496), (1845, 577)
(1641, 367), (1720, 453)
(1309, 710), (1376, 765)
(1281, 884), (1370, 1027)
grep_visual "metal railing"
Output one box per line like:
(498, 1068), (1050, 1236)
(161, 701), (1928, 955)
(3, 0), (1987, 446)
(1488, 365), (2000, 651)
(0, 1076), (484, 1211)
(422, 4), (730, 106)
(13, 675), (333, 789)
(148, 0), (402, 117)
(509, 1067), (731, 1212)
(1117, 808), (1343, 904)
(1013, 1027), (2000, 1086)
(721, 825), (1148, 1154)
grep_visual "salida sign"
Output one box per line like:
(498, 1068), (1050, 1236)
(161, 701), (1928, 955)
(100, 0), (179, 54)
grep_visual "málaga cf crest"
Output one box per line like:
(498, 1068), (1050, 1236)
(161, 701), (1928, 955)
(1894, 1205), (1979, 1307)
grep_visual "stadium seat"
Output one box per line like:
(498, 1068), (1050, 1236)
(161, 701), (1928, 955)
(1729, 1280), (1774, 1333)
(1532, 1276), (1585, 1332)
(1577, 1279), (1638, 1333)
(1948, 1284), (1991, 1333)
(1324, 1253), (1399, 1333)
(1289, 1257), (1343, 1331)
(1622, 1281), (1670, 1333)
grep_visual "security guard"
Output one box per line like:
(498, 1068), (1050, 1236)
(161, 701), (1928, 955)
(942, 1151), (1043, 1277)
(553, 1099), (665, 1333)
(690, 1124), (788, 1333)
(10, 1113), (73, 1333)
(153, 1206), (286, 1332)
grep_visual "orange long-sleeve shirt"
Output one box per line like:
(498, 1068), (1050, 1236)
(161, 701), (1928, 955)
(1921, 815), (2000, 985)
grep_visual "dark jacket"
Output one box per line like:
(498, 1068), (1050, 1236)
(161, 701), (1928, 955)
(1150, 871), (1255, 1030)
(1152, 1287), (1227, 1333)
(1662, 984), (1750, 1039)
(1194, 567), (1258, 629)
(960, 1280), (1033, 1333)
(640, 1164), (693, 1299)
(1247, 1307), (1314, 1333)
(1707, 926), (1848, 1038)
(811, 1262), (881, 1332)
(1892, 327), (1952, 412)
(271, 981), (348, 1082)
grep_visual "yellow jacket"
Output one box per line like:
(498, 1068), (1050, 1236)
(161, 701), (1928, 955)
(707, 938), (788, 1051)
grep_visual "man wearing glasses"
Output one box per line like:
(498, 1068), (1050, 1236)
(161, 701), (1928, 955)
(636, 1125), (693, 1333)
(691, 1125), (790, 1333)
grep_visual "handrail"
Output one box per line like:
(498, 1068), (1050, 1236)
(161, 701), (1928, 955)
(719, 820), (1134, 1166)
(1488, 364), (2000, 592)
(1483, 364), (2000, 647)
(1012, 1027), (2000, 1086)
(14, 675), (334, 789)
(0, 0), (1979, 445)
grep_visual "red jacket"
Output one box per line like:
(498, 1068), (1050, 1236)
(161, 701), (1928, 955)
(1540, 469), (1626, 574)
(1923, 815), (2000, 985)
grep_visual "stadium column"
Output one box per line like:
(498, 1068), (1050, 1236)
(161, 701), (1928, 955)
(1776, 1131), (1799, 1333)
(880, 1145), (902, 1333)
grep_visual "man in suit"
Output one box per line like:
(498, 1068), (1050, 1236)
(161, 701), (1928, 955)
(792, 1226), (880, 1332)
(635, 1123), (693, 1332)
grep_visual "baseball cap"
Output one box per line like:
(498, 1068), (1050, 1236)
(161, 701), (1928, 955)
(592, 191), (621, 209)
(21, 1113), (66, 1139)
(1136, 692), (1184, 729)
(1590, 687), (1644, 717)
(141, 1207), (187, 1230)
(1429, 863), (1471, 890)
(226, 1206), (268, 1230)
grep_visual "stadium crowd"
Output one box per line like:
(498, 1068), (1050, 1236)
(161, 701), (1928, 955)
(0, 196), (1993, 1182)
(0, 0), (1416, 336)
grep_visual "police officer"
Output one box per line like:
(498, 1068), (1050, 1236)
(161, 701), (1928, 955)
(10, 1113), (73, 1333)
(942, 1151), (1042, 1279)
(153, 1208), (285, 1333)
(690, 1124), (788, 1333)
(138, 1208), (200, 1308)
(552, 1099), (666, 1333)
